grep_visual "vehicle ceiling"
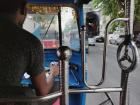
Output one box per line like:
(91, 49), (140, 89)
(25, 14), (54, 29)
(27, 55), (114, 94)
(27, 0), (91, 4)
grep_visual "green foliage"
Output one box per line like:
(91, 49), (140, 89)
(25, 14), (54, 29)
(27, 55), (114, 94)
(109, 22), (125, 33)
(92, 0), (140, 32)
(135, 0), (140, 21)
(92, 0), (140, 21)
(92, 0), (124, 18)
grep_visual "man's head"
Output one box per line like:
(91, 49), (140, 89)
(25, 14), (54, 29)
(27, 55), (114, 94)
(0, 0), (27, 27)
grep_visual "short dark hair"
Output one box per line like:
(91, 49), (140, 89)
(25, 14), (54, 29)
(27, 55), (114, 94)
(0, 0), (27, 14)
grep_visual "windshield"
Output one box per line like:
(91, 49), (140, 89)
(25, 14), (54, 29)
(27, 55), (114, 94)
(23, 5), (80, 51)
(61, 7), (80, 51)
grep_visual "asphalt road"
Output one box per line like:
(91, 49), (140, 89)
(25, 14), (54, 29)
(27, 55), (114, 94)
(86, 43), (140, 105)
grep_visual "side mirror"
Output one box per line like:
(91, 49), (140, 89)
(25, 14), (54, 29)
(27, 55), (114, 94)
(86, 11), (100, 38)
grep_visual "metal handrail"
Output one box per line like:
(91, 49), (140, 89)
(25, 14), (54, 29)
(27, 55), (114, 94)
(0, 87), (122, 103)
(0, 91), (62, 103)
(97, 18), (129, 86)
(57, 46), (72, 105)
(82, 18), (129, 88)
(69, 87), (122, 93)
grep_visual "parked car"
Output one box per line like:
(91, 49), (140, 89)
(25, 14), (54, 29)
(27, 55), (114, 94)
(88, 37), (96, 46)
(85, 39), (89, 53)
(88, 35), (105, 45)
(109, 34), (124, 45)
(95, 36), (104, 43)
(109, 35), (118, 45)
(115, 36), (124, 45)
(135, 33), (140, 48)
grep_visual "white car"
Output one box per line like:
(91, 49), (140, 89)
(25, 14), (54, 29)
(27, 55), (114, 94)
(115, 36), (124, 45)
(109, 34), (124, 45)
(88, 37), (96, 46)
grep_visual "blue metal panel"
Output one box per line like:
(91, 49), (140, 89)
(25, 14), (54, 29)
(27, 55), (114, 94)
(27, 0), (91, 4)
(78, 5), (84, 26)
(43, 50), (82, 87)
(69, 93), (86, 105)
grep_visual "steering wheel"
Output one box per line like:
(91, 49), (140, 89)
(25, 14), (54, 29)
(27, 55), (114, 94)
(117, 41), (137, 72)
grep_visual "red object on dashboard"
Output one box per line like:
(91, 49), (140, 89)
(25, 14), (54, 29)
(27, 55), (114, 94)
(42, 39), (59, 49)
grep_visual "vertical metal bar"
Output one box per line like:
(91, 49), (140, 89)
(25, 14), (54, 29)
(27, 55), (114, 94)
(59, 60), (69, 105)
(57, 8), (63, 104)
(57, 46), (72, 105)
(125, 0), (131, 35)
(120, 71), (129, 105)
(58, 8), (63, 46)
(129, 0), (135, 36)
(119, 0), (134, 104)
(65, 60), (69, 105)
(125, 0), (135, 36)
(59, 60), (65, 105)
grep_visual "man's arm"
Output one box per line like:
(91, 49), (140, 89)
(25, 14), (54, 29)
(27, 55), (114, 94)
(28, 37), (59, 96)
(31, 63), (59, 96)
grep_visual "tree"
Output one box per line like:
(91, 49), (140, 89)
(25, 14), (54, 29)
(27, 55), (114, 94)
(92, 0), (140, 33)
(135, 0), (140, 21)
(92, 0), (140, 21)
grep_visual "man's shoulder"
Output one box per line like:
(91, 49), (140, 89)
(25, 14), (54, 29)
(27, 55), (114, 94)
(19, 28), (41, 44)
(20, 28), (35, 38)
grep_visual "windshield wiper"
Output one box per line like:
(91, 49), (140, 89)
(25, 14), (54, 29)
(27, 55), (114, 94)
(42, 15), (55, 39)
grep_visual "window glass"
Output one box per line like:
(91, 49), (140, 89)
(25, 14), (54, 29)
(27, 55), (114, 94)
(61, 7), (80, 51)
(23, 6), (80, 51)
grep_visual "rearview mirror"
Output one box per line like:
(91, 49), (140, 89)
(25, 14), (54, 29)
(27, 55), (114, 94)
(86, 11), (100, 38)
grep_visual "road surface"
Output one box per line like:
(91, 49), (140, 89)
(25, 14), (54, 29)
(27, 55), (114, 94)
(86, 43), (140, 105)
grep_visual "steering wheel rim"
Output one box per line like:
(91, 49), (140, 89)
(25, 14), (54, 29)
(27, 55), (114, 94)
(117, 41), (137, 73)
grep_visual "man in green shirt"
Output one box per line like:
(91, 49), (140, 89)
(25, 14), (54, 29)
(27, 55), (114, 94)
(0, 0), (59, 104)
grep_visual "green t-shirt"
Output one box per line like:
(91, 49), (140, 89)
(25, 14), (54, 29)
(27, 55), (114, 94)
(0, 17), (44, 87)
